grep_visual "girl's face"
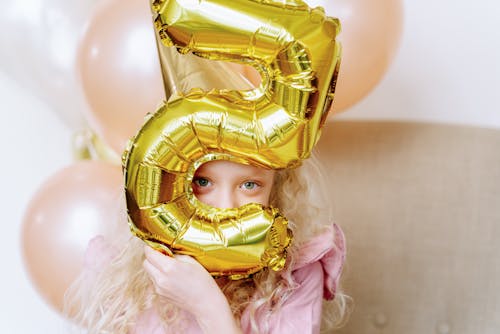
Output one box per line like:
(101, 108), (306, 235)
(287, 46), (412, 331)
(192, 160), (276, 209)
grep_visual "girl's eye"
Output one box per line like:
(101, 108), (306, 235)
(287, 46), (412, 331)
(193, 177), (211, 187)
(241, 181), (258, 190)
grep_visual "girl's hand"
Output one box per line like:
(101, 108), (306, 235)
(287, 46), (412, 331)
(143, 245), (242, 334)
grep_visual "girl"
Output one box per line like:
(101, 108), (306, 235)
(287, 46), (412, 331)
(65, 153), (349, 333)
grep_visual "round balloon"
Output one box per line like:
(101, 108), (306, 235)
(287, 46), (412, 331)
(21, 161), (122, 313)
(240, 0), (404, 114)
(77, 0), (165, 155)
(0, 0), (98, 129)
(307, 0), (403, 113)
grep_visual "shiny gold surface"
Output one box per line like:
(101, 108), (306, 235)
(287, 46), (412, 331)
(124, 0), (340, 278)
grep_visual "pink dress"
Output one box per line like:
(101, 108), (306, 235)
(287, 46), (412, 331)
(84, 224), (346, 334)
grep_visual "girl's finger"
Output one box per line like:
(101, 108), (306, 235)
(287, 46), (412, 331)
(143, 259), (176, 299)
(175, 254), (199, 265)
(143, 258), (163, 284)
(144, 245), (175, 271)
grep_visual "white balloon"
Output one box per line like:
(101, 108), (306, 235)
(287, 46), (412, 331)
(0, 0), (99, 129)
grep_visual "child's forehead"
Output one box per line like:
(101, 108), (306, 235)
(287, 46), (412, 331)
(195, 160), (274, 177)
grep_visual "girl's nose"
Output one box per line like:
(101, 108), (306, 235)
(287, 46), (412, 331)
(215, 188), (239, 209)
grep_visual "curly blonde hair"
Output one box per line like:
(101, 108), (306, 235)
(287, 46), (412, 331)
(64, 152), (351, 333)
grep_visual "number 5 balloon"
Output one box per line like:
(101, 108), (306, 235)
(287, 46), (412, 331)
(124, 0), (341, 278)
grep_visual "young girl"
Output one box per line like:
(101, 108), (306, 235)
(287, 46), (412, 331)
(65, 153), (349, 333)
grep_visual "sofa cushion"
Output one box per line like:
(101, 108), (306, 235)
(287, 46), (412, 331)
(316, 121), (500, 333)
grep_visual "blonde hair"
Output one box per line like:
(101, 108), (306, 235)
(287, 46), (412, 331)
(64, 151), (351, 333)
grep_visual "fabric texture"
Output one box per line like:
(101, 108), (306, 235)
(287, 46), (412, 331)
(240, 224), (345, 334)
(317, 121), (500, 334)
(83, 224), (345, 334)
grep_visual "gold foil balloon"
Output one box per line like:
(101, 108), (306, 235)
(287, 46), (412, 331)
(123, 0), (341, 278)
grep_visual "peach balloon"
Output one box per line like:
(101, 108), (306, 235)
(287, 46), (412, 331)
(21, 161), (123, 313)
(306, 0), (404, 113)
(240, 0), (404, 114)
(77, 0), (165, 154)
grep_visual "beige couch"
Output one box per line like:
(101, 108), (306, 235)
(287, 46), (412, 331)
(316, 121), (500, 334)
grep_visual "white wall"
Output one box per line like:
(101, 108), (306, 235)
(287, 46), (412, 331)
(1, 0), (499, 332)
(1, 73), (72, 333)
(335, 0), (500, 129)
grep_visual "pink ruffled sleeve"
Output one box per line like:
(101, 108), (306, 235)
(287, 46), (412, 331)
(292, 224), (346, 300)
(240, 224), (346, 334)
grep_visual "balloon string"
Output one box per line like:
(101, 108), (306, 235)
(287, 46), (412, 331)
(72, 129), (121, 165)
